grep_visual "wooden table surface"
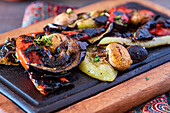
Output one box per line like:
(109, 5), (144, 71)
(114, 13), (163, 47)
(0, 0), (170, 113)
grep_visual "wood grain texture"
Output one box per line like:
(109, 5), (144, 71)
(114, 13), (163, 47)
(0, 0), (170, 113)
(0, 94), (24, 113)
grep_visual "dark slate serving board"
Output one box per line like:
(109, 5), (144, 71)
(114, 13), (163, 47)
(0, 2), (170, 113)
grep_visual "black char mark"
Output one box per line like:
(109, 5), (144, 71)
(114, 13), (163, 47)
(135, 26), (153, 40)
(94, 15), (108, 25)
(134, 20), (157, 41)
(114, 11), (124, 15)
(29, 73), (73, 95)
(23, 44), (49, 63)
(104, 23), (133, 38)
(84, 27), (105, 37)
(0, 40), (18, 64)
(35, 32), (46, 39)
(44, 23), (70, 34)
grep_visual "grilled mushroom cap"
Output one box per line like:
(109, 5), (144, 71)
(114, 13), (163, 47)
(127, 45), (148, 63)
(106, 43), (131, 71)
(53, 13), (78, 26)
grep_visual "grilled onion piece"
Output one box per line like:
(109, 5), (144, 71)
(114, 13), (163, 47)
(98, 36), (170, 48)
(0, 38), (19, 66)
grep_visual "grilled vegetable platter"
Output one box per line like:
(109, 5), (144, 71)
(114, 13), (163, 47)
(0, 5), (170, 96)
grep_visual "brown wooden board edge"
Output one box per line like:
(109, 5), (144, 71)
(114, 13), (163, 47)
(0, 0), (170, 113)
(59, 61), (170, 113)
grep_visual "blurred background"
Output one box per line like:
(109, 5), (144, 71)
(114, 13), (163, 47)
(0, 0), (169, 34)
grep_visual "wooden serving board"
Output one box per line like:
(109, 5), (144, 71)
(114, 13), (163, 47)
(0, 0), (170, 113)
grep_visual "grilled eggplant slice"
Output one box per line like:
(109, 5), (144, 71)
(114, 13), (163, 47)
(87, 23), (114, 44)
(16, 34), (88, 74)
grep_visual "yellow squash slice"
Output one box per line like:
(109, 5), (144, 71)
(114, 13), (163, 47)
(79, 52), (118, 81)
(98, 36), (170, 48)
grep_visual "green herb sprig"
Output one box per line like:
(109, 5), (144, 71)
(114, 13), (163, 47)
(34, 35), (53, 47)
(114, 15), (121, 20)
(145, 77), (149, 81)
(94, 55), (100, 62)
(114, 15), (123, 25)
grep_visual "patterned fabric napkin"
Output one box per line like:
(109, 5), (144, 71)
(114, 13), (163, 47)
(22, 1), (76, 27)
(22, 1), (170, 112)
(128, 93), (170, 113)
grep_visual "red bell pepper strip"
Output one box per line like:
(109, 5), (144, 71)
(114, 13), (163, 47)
(149, 27), (170, 36)
(62, 31), (78, 36)
(116, 6), (133, 14)
(139, 10), (154, 17)
(16, 34), (71, 95)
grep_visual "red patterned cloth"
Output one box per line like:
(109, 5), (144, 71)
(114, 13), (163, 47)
(22, 1), (170, 112)
(22, 1), (77, 27)
(128, 93), (170, 113)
